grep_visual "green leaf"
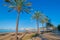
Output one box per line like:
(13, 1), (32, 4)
(8, 9), (13, 12)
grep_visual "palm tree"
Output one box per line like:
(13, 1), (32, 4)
(46, 17), (52, 30)
(4, 0), (31, 40)
(40, 19), (45, 31)
(46, 22), (54, 30)
(32, 11), (42, 34)
(39, 15), (48, 31)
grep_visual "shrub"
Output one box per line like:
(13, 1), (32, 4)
(32, 34), (39, 37)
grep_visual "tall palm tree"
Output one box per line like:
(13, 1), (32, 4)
(40, 19), (45, 31)
(45, 16), (51, 30)
(39, 14), (48, 31)
(46, 22), (54, 30)
(32, 11), (42, 34)
(4, 0), (31, 40)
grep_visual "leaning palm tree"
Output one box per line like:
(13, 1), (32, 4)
(32, 11), (42, 34)
(4, 0), (31, 40)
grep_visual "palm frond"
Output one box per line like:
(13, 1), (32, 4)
(24, 8), (30, 14)
(32, 15), (36, 19)
(5, 0), (10, 2)
(25, 2), (32, 6)
(32, 11), (42, 20)
(8, 9), (13, 12)
(9, 5), (15, 8)
(4, 0), (32, 13)
(14, 0), (17, 2)
(3, 4), (7, 6)
(40, 19), (45, 23)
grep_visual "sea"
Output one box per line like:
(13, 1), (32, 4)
(0, 29), (25, 33)
(0, 29), (60, 34)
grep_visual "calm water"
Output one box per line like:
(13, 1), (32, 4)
(0, 29), (25, 33)
(0, 29), (60, 34)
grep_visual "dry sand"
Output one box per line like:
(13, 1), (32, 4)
(0, 32), (60, 40)
(0, 32), (35, 40)
(0, 32), (24, 40)
(43, 32), (60, 40)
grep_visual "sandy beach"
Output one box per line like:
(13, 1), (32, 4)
(0, 32), (35, 40)
(43, 32), (60, 40)
(0, 32), (25, 40)
(0, 32), (60, 40)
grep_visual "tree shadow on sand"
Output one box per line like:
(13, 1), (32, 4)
(18, 33), (27, 40)
(39, 34), (48, 40)
(32, 34), (48, 40)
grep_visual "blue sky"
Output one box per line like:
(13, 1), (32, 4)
(0, 0), (60, 30)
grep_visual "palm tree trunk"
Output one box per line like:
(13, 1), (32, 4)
(15, 12), (20, 40)
(36, 19), (40, 34)
(42, 23), (44, 31)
